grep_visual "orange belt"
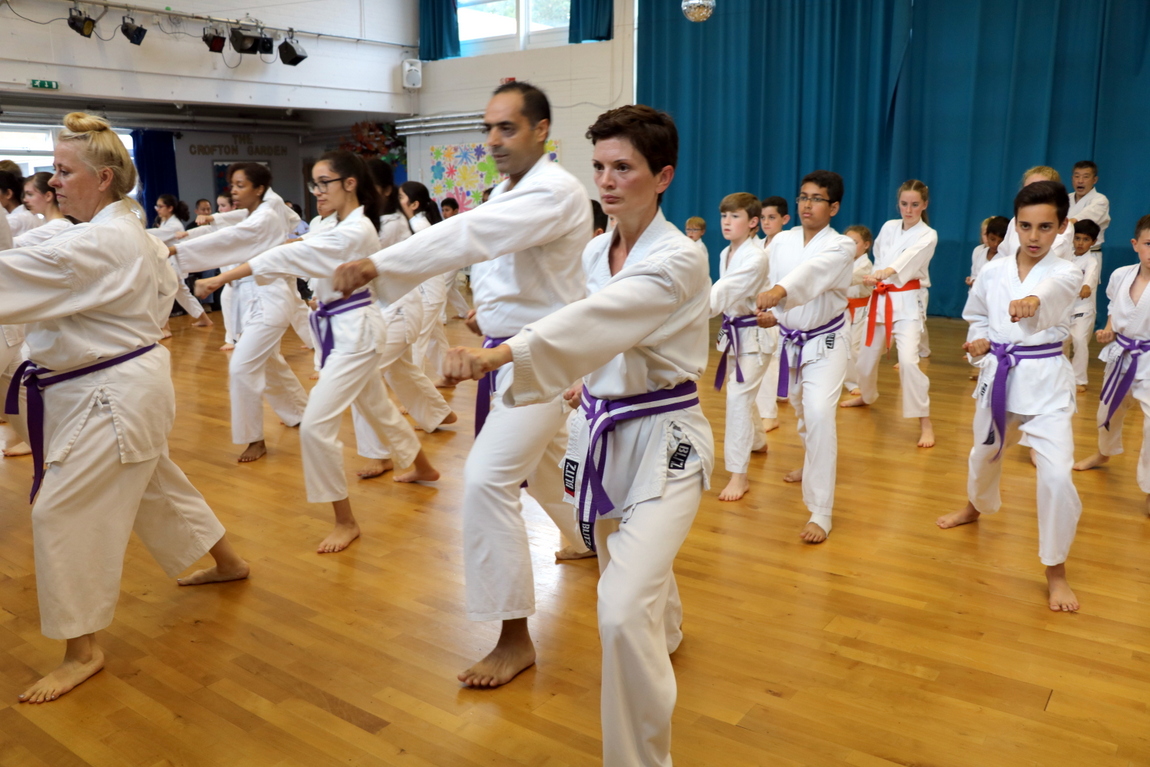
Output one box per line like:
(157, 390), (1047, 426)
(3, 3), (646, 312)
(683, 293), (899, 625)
(847, 297), (869, 323)
(865, 279), (921, 349)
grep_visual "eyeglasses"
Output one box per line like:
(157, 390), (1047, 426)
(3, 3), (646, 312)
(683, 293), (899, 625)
(796, 195), (832, 206)
(307, 177), (346, 194)
(685, 227), (703, 233)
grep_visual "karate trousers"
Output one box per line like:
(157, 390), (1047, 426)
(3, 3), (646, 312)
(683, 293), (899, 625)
(290, 295), (314, 350)
(1094, 375), (1150, 493)
(855, 317), (931, 419)
(1069, 311), (1096, 387)
(918, 289), (931, 357)
(34, 402), (225, 639)
(169, 260), (205, 320)
(753, 326), (780, 420)
(220, 283), (239, 345)
(445, 270), (471, 319)
(301, 346), (421, 503)
(843, 305), (869, 392)
(967, 404), (1081, 566)
(785, 339), (847, 532)
(595, 452), (703, 767)
(0, 338), (29, 444)
(414, 296), (449, 381)
(463, 366), (588, 622)
(722, 350), (769, 473)
(229, 319), (309, 445)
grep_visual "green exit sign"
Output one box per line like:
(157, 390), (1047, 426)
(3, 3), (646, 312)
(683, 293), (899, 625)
(29, 80), (60, 90)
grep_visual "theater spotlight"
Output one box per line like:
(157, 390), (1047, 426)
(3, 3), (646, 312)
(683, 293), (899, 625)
(202, 26), (226, 53)
(278, 30), (307, 66)
(68, 7), (95, 38)
(120, 16), (147, 45)
(230, 26), (273, 54)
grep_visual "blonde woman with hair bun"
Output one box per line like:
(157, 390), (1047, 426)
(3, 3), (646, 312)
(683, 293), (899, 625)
(0, 112), (250, 705)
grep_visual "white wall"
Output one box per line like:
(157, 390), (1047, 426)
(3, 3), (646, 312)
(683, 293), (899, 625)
(405, 0), (635, 197)
(173, 129), (305, 211)
(0, 0), (418, 114)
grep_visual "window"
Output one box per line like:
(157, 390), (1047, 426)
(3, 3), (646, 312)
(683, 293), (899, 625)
(458, 0), (571, 56)
(0, 123), (135, 177)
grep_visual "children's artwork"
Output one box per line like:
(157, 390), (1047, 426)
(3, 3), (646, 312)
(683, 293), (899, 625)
(428, 140), (560, 212)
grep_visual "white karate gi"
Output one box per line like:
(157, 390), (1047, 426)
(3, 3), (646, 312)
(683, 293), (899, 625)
(148, 215), (207, 320)
(174, 189), (308, 444)
(0, 208), (28, 445)
(445, 270), (471, 319)
(248, 207), (420, 502)
(918, 268), (932, 358)
(770, 225), (855, 533)
(407, 213), (451, 379)
(1068, 188), (1111, 247)
(366, 154), (593, 614)
(854, 220), (936, 418)
(963, 253), (1082, 566)
(1069, 250), (1102, 386)
(710, 238), (773, 473)
(7, 204), (43, 238)
(753, 237), (780, 420)
(184, 209), (249, 343)
(969, 244), (991, 284)
(0, 200), (228, 639)
(1092, 265), (1150, 491)
(504, 209), (713, 767)
(12, 217), (72, 248)
(1000, 216), (1074, 262)
(843, 251), (874, 392)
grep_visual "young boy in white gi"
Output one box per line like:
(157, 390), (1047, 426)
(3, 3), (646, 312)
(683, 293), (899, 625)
(1067, 160), (1110, 247)
(938, 180), (1083, 612)
(967, 216), (1009, 287)
(754, 196), (791, 432)
(842, 225), (874, 394)
(1068, 220), (1102, 391)
(756, 171), (856, 544)
(443, 102), (711, 767)
(1073, 215), (1150, 515)
(711, 193), (772, 501)
(333, 82), (593, 689)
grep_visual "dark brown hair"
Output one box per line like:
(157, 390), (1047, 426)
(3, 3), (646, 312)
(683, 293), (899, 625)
(586, 105), (678, 203)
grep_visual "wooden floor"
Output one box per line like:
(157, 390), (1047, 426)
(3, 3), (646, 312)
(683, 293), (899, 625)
(2, 313), (1150, 767)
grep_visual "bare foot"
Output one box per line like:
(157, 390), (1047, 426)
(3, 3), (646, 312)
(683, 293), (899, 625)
(849, 387), (862, 396)
(1046, 564), (1079, 612)
(840, 396), (866, 408)
(937, 503), (980, 529)
(893, 362), (900, 370)
(440, 411), (459, 427)
(1073, 453), (1109, 471)
(718, 473), (750, 501)
(177, 561), (250, 585)
(783, 469), (803, 483)
(1076, 385), (1087, 393)
(357, 458), (394, 479)
(394, 464), (441, 483)
(192, 315), (214, 327)
(800, 522), (828, 544)
(238, 441), (267, 463)
(918, 417), (935, 448)
(458, 620), (536, 688)
(219, 343), (235, 351)
(555, 545), (596, 560)
(309, 371), (320, 380)
(318, 521), (360, 553)
(762, 418), (779, 433)
(161, 325), (173, 340)
(19, 637), (104, 704)
(3, 441), (31, 457)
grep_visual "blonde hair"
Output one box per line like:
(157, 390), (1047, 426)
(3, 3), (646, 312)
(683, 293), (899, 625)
(1020, 165), (1060, 186)
(57, 112), (141, 216)
(845, 224), (872, 245)
(896, 179), (930, 225)
(685, 216), (706, 231)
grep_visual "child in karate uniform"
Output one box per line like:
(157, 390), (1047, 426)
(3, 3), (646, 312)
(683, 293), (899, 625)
(1068, 220), (1102, 391)
(842, 225), (873, 394)
(710, 193), (772, 501)
(938, 180), (1083, 612)
(1073, 215), (1150, 515)
(754, 196), (791, 432)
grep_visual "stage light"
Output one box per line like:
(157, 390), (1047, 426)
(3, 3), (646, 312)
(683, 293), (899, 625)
(279, 30), (307, 66)
(230, 26), (272, 55)
(202, 26), (226, 53)
(120, 16), (147, 45)
(68, 7), (95, 37)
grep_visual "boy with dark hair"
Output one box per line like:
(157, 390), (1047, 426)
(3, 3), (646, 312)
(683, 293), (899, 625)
(1074, 216), (1150, 514)
(939, 181), (1083, 612)
(754, 195), (792, 431)
(441, 197), (460, 217)
(1068, 160), (1110, 248)
(1068, 219), (1103, 390)
(711, 193), (772, 501)
(756, 170), (855, 543)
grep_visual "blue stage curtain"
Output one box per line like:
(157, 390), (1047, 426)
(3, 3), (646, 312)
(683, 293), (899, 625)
(420, 0), (461, 61)
(130, 129), (179, 228)
(638, 0), (1150, 319)
(570, 0), (613, 43)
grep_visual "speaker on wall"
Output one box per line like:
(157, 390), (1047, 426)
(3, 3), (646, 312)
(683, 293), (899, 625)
(402, 59), (422, 89)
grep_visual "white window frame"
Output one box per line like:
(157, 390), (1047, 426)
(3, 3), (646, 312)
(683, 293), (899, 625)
(0, 123), (135, 176)
(458, 0), (570, 58)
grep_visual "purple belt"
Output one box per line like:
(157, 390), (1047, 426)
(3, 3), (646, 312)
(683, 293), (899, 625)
(985, 341), (1064, 461)
(776, 314), (846, 398)
(309, 290), (375, 368)
(577, 381), (699, 551)
(714, 314), (760, 390)
(1100, 333), (1150, 429)
(5, 344), (156, 503)
(474, 335), (512, 436)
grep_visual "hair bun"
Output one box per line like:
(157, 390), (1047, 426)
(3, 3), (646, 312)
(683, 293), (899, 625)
(62, 112), (111, 134)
